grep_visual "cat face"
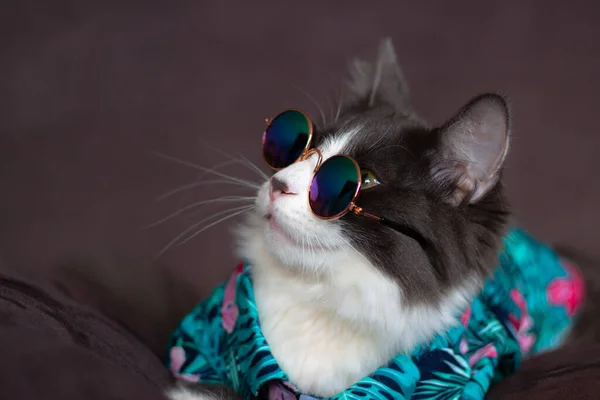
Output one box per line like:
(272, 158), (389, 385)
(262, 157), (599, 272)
(240, 39), (511, 307)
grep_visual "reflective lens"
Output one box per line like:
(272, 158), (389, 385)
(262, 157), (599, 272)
(263, 109), (312, 169)
(309, 155), (360, 218)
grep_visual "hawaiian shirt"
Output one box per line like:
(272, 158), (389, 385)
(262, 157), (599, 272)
(165, 228), (585, 399)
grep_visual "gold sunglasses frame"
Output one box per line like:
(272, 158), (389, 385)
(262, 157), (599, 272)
(262, 109), (383, 223)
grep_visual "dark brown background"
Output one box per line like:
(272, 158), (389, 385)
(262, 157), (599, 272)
(3, 0), (599, 294)
(1, 2), (600, 397)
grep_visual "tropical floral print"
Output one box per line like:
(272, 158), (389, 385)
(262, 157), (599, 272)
(547, 258), (585, 316)
(169, 346), (200, 382)
(221, 263), (244, 333)
(508, 289), (536, 354)
(165, 228), (585, 399)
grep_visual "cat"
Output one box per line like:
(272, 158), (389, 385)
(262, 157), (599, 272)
(163, 38), (600, 400)
(69, 38), (597, 400)
(165, 37), (514, 400)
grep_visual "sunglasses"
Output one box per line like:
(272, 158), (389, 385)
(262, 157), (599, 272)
(261, 109), (429, 249)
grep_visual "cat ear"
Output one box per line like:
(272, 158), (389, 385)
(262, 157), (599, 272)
(345, 38), (412, 114)
(432, 93), (510, 205)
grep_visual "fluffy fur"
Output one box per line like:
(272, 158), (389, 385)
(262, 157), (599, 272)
(168, 38), (514, 399)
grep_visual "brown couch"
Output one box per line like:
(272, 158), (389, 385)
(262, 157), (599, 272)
(2, 1), (600, 399)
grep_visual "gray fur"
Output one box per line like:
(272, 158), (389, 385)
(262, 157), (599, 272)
(312, 38), (511, 309)
(165, 37), (515, 400)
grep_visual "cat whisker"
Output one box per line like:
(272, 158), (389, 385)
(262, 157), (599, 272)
(155, 179), (258, 202)
(293, 85), (327, 126)
(164, 158), (245, 190)
(193, 158), (245, 179)
(226, 154), (269, 182)
(151, 151), (261, 190)
(236, 154), (269, 181)
(172, 206), (254, 249)
(335, 88), (344, 122)
(198, 141), (269, 181)
(154, 205), (254, 260)
(142, 196), (256, 229)
(326, 94), (336, 125)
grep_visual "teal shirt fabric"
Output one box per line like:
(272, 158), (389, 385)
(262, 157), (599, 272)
(165, 228), (585, 399)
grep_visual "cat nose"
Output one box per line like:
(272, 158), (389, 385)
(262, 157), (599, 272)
(269, 176), (295, 200)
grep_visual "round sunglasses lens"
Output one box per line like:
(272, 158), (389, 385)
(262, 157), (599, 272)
(309, 156), (360, 218)
(263, 110), (311, 169)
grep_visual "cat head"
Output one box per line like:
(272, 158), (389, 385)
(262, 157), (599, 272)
(239, 38), (511, 307)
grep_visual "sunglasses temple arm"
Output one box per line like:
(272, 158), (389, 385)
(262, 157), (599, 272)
(377, 217), (430, 249)
(354, 208), (423, 242)
(351, 206), (429, 248)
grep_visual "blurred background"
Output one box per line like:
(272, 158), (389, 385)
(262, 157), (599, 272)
(1, 1), (599, 304)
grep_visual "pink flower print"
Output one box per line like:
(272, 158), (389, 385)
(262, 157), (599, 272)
(461, 305), (472, 328)
(459, 337), (496, 374)
(221, 263), (244, 333)
(547, 258), (585, 316)
(222, 302), (239, 334)
(516, 328), (535, 354)
(468, 343), (498, 368)
(458, 307), (472, 358)
(268, 381), (298, 400)
(169, 346), (200, 382)
(508, 289), (536, 354)
(459, 337), (469, 355)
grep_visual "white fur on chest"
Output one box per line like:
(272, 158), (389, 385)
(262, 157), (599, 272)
(239, 219), (472, 397)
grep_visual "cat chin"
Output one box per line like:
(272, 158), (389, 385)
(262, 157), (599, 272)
(234, 212), (343, 274)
